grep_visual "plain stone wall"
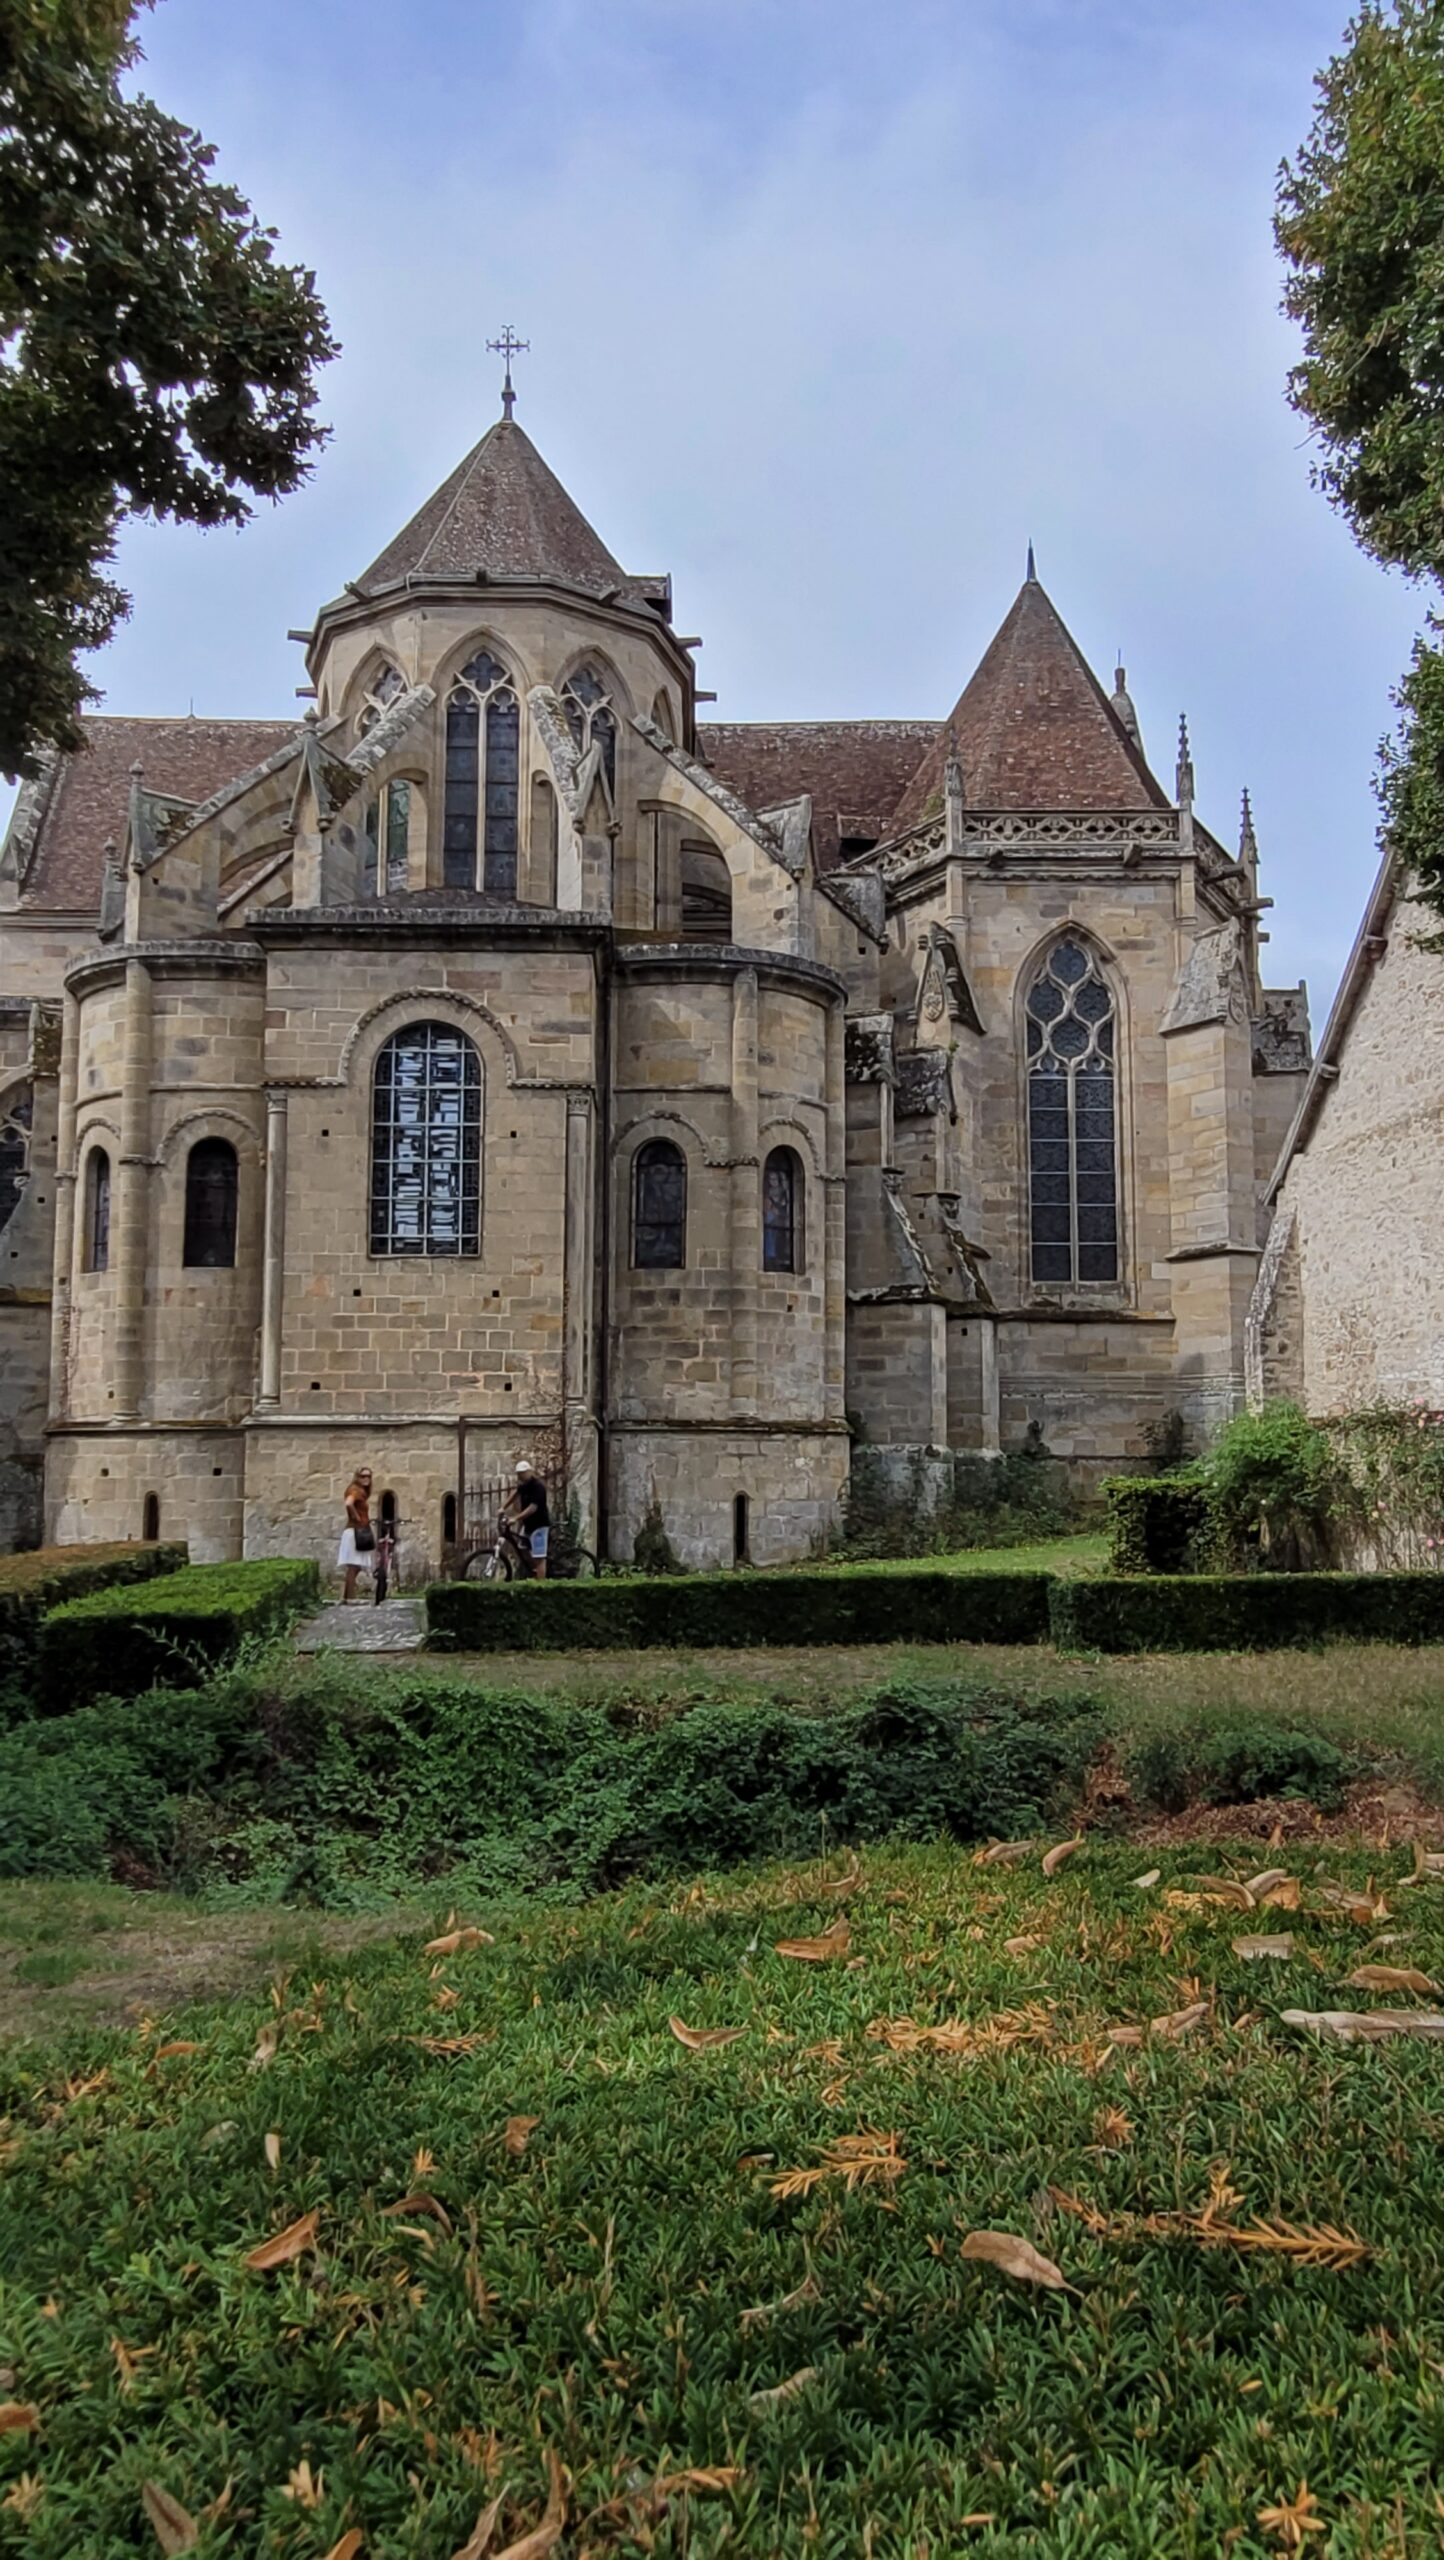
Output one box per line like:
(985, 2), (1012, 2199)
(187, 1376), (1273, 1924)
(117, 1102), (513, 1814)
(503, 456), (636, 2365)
(47, 1427), (244, 1557)
(608, 1428), (848, 1569)
(1279, 898), (1444, 1410)
(243, 1421), (465, 1584)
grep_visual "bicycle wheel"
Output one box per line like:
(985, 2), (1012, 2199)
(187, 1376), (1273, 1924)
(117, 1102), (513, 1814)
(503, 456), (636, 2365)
(463, 1543), (514, 1582)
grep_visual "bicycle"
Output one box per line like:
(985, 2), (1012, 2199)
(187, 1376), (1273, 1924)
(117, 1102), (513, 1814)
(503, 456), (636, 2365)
(461, 1513), (598, 1581)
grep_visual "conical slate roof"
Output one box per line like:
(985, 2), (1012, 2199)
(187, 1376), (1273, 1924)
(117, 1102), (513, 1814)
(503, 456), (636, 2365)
(891, 572), (1169, 827)
(355, 415), (647, 604)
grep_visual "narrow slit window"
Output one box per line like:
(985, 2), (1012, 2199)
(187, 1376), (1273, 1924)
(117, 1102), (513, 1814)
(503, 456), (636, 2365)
(142, 1492), (160, 1541)
(85, 1145), (111, 1273)
(1026, 938), (1119, 1286)
(632, 1138), (686, 1269)
(762, 1146), (802, 1273)
(371, 1021), (482, 1257)
(444, 650), (519, 894)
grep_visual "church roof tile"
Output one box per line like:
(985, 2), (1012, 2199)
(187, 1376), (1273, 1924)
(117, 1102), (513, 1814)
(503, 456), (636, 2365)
(354, 415), (653, 606)
(8, 715), (295, 912)
(699, 719), (940, 869)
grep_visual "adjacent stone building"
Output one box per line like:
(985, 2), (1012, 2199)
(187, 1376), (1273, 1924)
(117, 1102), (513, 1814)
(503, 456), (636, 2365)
(0, 400), (1312, 1567)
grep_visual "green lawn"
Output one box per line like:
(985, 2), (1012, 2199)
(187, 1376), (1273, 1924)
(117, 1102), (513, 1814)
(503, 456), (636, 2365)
(4, 1839), (1444, 2555)
(806, 1531), (1111, 1577)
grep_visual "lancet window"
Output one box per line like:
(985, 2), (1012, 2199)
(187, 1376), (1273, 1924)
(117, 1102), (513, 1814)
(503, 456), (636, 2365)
(355, 662), (404, 739)
(762, 1147), (802, 1273)
(1025, 938), (1119, 1286)
(444, 650), (520, 896)
(183, 1137), (239, 1269)
(632, 1138), (686, 1269)
(362, 778), (413, 896)
(561, 664), (618, 794)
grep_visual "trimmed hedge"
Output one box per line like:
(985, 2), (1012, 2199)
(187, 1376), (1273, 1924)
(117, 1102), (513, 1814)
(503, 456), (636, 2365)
(1048, 1571), (1444, 1654)
(1103, 1476), (1213, 1575)
(38, 1557), (319, 1707)
(0, 1542), (188, 1720)
(426, 1568), (1055, 1654)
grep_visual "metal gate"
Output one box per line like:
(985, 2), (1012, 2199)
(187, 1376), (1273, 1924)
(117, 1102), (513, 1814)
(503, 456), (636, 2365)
(452, 1416), (565, 1575)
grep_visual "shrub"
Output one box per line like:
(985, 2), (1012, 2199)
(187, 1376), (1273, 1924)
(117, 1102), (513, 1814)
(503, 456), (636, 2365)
(840, 1446), (1077, 1560)
(1103, 1476), (1213, 1575)
(0, 1541), (187, 1724)
(1203, 1401), (1337, 1569)
(1329, 1402), (1444, 1569)
(426, 1568), (1054, 1654)
(632, 1497), (684, 1576)
(38, 1558), (318, 1707)
(1049, 1571), (1444, 1653)
(1128, 1718), (1355, 1814)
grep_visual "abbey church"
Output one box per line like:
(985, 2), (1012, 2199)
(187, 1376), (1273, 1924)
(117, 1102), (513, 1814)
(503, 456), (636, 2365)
(0, 397), (1317, 1570)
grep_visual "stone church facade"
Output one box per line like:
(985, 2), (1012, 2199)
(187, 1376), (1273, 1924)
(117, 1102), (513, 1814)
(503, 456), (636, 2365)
(0, 405), (1313, 1569)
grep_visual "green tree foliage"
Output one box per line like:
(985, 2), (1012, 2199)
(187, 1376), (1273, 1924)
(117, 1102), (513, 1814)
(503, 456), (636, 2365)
(1276, 1), (1444, 926)
(0, 0), (336, 777)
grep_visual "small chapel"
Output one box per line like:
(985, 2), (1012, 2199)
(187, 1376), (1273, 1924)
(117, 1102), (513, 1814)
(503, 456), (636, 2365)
(0, 385), (1315, 1570)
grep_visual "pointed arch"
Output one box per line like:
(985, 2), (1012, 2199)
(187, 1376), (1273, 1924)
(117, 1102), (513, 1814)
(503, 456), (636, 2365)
(559, 657), (625, 796)
(1021, 929), (1121, 1287)
(442, 640), (523, 896)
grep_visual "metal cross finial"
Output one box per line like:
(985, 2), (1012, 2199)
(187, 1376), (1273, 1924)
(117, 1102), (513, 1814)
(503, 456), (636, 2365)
(486, 326), (529, 419)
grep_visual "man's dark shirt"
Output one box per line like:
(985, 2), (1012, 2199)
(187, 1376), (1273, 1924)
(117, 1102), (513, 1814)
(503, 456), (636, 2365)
(516, 1475), (549, 1530)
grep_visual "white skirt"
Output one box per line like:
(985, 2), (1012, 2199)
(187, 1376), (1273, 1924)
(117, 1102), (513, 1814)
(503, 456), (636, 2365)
(337, 1528), (371, 1568)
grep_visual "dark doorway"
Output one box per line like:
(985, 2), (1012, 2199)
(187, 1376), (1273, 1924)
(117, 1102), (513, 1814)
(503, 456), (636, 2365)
(142, 1492), (160, 1541)
(733, 1492), (750, 1565)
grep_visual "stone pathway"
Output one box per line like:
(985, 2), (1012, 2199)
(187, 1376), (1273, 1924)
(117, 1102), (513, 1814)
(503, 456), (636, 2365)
(294, 1596), (426, 1654)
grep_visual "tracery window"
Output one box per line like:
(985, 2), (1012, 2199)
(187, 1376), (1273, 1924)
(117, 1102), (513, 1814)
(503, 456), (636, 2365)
(632, 1138), (686, 1269)
(183, 1137), (238, 1269)
(762, 1146), (802, 1273)
(0, 1084), (32, 1236)
(1026, 937), (1119, 1286)
(562, 664), (618, 794)
(371, 1021), (481, 1257)
(355, 661), (404, 740)
(444, 650), (520, 896)
(362, 777), (413, 896)
(85, 1145), (111, 1273)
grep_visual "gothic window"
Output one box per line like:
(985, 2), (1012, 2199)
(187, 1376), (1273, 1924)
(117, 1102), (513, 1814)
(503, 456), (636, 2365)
(762, 1146), (802, 1273)
(632, 1137), (686, 1269)
(444, 650), (520, 896)
(85, 1145), (110, 1273)
(562, 664), (618, 794)
(183, 1137), (239, 1268)
(0, 1084), (32, 1236)
(1026, 937), (1119, 1286)
(371, 1021), (482, 1257)
(362, 777), (413, 895)
(355, 661), (404, 740)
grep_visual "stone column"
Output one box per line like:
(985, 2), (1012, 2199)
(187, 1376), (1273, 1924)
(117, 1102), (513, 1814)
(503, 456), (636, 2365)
(728, 966), (759, 1415)
(257, 1089), (289, 1408)
(112, 959), (153, 1425)
(562, 1090), (598, 1543)
(979, 1314), (1001, 1457)
(47, 988), (80, 1427)
(823, 994), (847, 1421)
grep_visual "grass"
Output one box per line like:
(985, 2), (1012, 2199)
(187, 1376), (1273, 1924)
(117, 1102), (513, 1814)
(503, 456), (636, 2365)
(4, 1838), (1444, 2555)
(802, 1532), (1111, 1577)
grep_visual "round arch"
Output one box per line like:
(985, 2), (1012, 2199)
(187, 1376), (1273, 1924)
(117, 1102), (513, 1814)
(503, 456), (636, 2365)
(338, 987), (520, 1091)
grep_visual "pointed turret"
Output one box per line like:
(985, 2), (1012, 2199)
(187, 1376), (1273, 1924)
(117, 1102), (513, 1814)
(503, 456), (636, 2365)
(353, 413), (652, 608)
(891, 574), (1168, 829)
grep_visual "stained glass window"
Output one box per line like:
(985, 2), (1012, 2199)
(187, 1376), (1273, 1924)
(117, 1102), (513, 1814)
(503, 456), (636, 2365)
(762, 1147), (801, 1273)
(362, 778), (412, 896)
(562, 664), (618, 794)
(183, 1138), (238, 1268)
(632, 1138), (686, 1269)
(0, 1085), (32, 1236)
(85, 1146), (110, 1273)
(444, 650), (519, 895)
(1026, 938), (1119, 1286)
(371, 1022), (482, 1257)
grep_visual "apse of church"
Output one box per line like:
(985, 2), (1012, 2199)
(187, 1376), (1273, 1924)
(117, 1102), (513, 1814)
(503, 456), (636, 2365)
(0, 386), (1311, 1568)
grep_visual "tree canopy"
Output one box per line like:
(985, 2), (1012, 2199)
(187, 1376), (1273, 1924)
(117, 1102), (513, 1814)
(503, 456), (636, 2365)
(0, 0), (336, 778)
(1277, 0), (1444, 927)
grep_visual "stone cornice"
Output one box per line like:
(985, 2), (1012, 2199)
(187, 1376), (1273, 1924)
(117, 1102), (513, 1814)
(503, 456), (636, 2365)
(65, 939), (265, 995)
(612, 941), (845, 1000)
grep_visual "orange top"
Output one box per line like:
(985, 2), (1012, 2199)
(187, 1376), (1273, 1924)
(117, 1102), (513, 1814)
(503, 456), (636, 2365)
(344, 1480), (370, 1528)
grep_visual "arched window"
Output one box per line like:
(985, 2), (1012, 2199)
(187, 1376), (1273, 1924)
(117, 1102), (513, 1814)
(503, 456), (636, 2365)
(562, 664), (618, 794)
(355, 661), (404, 740)
(444, 650), (520, 896)
(371, 1021), (482, 1257)
(362, 777), (413, 896)
(1026, 937), (1119, 1285)
(84, 1145), (111, 1273)
(529, 773), (558, 905)
(183, 1137), (239, 1268)
(762, 1146), (802, 1273)
(632, 1138), (686, 1269)
(681, 840), (732, 940)
(0, 1084), (32, 1236)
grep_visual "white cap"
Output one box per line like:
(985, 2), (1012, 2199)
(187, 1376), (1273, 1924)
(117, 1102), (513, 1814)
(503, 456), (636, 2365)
(515, 1459), (533, 1474)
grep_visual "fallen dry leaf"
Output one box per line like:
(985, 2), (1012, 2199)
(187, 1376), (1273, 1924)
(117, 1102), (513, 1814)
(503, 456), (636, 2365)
(1257, 2479), (1327, 2549)
(282, 2459), (325, 2508)
(1233, 1934), (1295, 1962)
(770, 2130), (905, 2198)
(1244, 1867), (1292, 1899)
(1401, 1843), (1444, 1885)
(1315, 1884), (1390, 1924)
(1091, 2104), (1133, 2150)
(425, 1926), (495, 1956)
(249, 2028), (278, 2072)
(1041, 1837), (1081, 1879)
(111, 2338), (158, 2390)
(322, 2535), (365, 2560)
(408, 2033), (491, 2057)
(977, 1840), (1033, 1868)
(1149, 2001), (1210, 2040)
(149, 2040), (202, 2064)
(451, 2488), (508, 2560)
(1131, 1869), (1161, 1890)
(264, 2132), (281, 2174)
(141, 2481), (198, 2553)
(1003, 1933), (1043, 1956)
(0, 2405), (38, 2435)
(775, 1920), (850, 1963)
(960, 2229), (1075, 2293)
(669, 2016), (745, 2050)
(1341, 1963), (1440, 1995)
(243, 2209), (320, 2272)
(493, 2450), (567, 2560)
(748, 2366), (819, 2411)
(740, 2271), (821, 2329)
(504, 2116), (540, 2157)
(1281, 2007), (1444, 2043)
(1183, 1875), (1256, 1909)
(1257, 1876), (1303, 1911)
(382, 2191), (454, 2233)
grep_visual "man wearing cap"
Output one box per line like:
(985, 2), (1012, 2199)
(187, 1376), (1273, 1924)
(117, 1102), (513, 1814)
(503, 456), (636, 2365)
(502, 1458), (551, 1578)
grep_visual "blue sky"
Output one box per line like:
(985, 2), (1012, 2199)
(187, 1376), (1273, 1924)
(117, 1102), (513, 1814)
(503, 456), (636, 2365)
(11, 0), (1425, 1012)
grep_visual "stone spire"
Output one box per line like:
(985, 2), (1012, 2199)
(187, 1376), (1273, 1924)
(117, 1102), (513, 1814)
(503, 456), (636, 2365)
(353, 413), (650, 606)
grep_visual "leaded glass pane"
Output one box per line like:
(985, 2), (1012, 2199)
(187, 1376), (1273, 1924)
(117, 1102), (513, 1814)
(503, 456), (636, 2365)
(370, 1023), (482, 1257)
(385, 779), (411, 893)
(362, 795), (380, 897)
(87, 1147), (111, 1273)
(484, 690), (519, 896)
(444, 691), (480, 888)
(0, 1088), (31, 1235)
(633, 1139), (686, 1269)
(1026, 941), (1119, 1286)
(762, 1147), (800, 1273)
(183, 1138), (238, 1269)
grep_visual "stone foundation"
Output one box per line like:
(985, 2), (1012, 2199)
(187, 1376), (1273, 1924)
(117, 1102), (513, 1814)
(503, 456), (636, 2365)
(607, 1426), (849, 1570)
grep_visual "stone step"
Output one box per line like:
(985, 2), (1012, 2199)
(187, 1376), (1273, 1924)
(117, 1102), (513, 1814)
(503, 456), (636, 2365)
(294, 1597), (426, 1654)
